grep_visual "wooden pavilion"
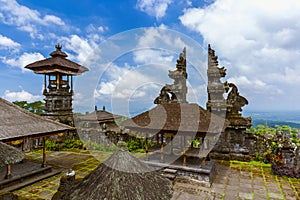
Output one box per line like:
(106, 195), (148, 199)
(76, 106), (125, 131)
(0, 98), (73, 179)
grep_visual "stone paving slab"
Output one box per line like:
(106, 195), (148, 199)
(11, 151), (300, 200)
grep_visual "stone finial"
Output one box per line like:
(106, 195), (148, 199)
(50, 43), (68, 57)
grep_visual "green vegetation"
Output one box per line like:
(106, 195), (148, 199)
(126, 138), (155, 153)
(45, 139), (86, 151)
(247, 124), (299, 163)
(13, 100), (45, 115)
(247, 124), (300, 145)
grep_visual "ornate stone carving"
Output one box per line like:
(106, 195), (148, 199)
(226, 83), (248, 117)
(206, 44), (228, 112)
(154, 47), (187, 104)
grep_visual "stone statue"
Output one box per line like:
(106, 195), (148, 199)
(154, 86), (177, 104)
(226, 83), (248, 116)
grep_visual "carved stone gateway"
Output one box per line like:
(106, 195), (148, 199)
(154, 47), (188, 104)
(207, 45), (253, 161)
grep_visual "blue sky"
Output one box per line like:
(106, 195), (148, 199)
(1, 0), (300, 116)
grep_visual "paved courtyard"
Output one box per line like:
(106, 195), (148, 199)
(11, 150), (300, 200)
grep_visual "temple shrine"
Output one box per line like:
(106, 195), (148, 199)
(25, 44), (88, 126)
(122, 45), (253, 186)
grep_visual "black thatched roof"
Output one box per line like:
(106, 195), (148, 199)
(78, 110), (124, 123)
(25, 45), (88, 75)
(56, 141), (173, 200)
(0, 98), (73, 142)
(0, 142), (24, 167)
(122, 103), (228, 134)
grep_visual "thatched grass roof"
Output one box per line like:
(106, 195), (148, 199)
(0, 98), (73, 142)
(0, 142), (24, 167)
(56, 141), (173, 200)
(25, 45), (88, 75)
(78, 110), (124, 123)
(122, 103), (228, 134)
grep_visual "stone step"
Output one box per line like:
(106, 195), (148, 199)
(162, 168), (177, 174)
(161, 173), (176, 180)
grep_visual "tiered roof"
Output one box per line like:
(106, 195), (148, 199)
(25, 44), (88, 75)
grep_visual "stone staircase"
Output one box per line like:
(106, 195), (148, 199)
(161, 168), (177, 180)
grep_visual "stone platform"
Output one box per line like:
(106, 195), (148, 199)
(0, 160), (61, 192)
(144, 153), (216, 187)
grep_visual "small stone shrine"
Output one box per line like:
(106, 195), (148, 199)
(25, 44), (88, 126)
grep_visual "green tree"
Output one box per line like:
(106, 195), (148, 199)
(13, 100), (45, 115)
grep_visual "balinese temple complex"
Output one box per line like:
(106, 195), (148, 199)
(25, 44), (88, 126)
(0, 97), (72, 190)
(122, 45), (253, 186)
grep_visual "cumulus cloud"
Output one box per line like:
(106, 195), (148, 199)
(2, 52), (45, 72)
(62, 34), (100, 66)
(3, 90), (42, 102)
(179, 0), (300, 109)
(136, 0), (173, 19)
(0, 34), (20, 48)
(0, 0), (65, 38)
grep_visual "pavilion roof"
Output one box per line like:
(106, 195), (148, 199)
(0, 98), (73, 142)
(122, 103), (228, 134)
(25, 44), (88, 75)
(77, 109), (125, 123)
(56, 141), (173, 200)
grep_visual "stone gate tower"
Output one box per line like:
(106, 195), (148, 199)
(25, 44), (88, 126)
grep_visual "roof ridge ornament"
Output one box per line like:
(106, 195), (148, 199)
(50, 43), (68, 58)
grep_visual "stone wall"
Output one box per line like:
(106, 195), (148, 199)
(209, 127), (255, 161)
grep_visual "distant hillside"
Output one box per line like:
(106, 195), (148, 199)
(244, 110), (300, 128)
(252, 119), (300, 129)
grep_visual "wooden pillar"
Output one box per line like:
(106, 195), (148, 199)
(5, 164), (12, 179)
(41, 137), (47, 168)
(44, 74), (47, 93)
(71, 76), (73, 93)
(183, 136), (186, 166)
(145, 134), (149, 160)
(170, 136), (174, 155)
(160, 133), (164, 162)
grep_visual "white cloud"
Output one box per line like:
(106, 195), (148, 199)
(62, 34), (100, 66)
(0, 0), (65, 38)
(2, 52), (45, 72)
(136, 0), (173, 19)
(179, 0), (300, 109)
(0, 34), (20, 48)
(3, 90), (42, 102)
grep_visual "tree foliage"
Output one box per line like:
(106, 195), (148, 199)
(13, 100), (45, 115)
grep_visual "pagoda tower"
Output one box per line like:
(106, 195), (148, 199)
(206, 44), (229, 114)
(25, 44), (88, 126)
